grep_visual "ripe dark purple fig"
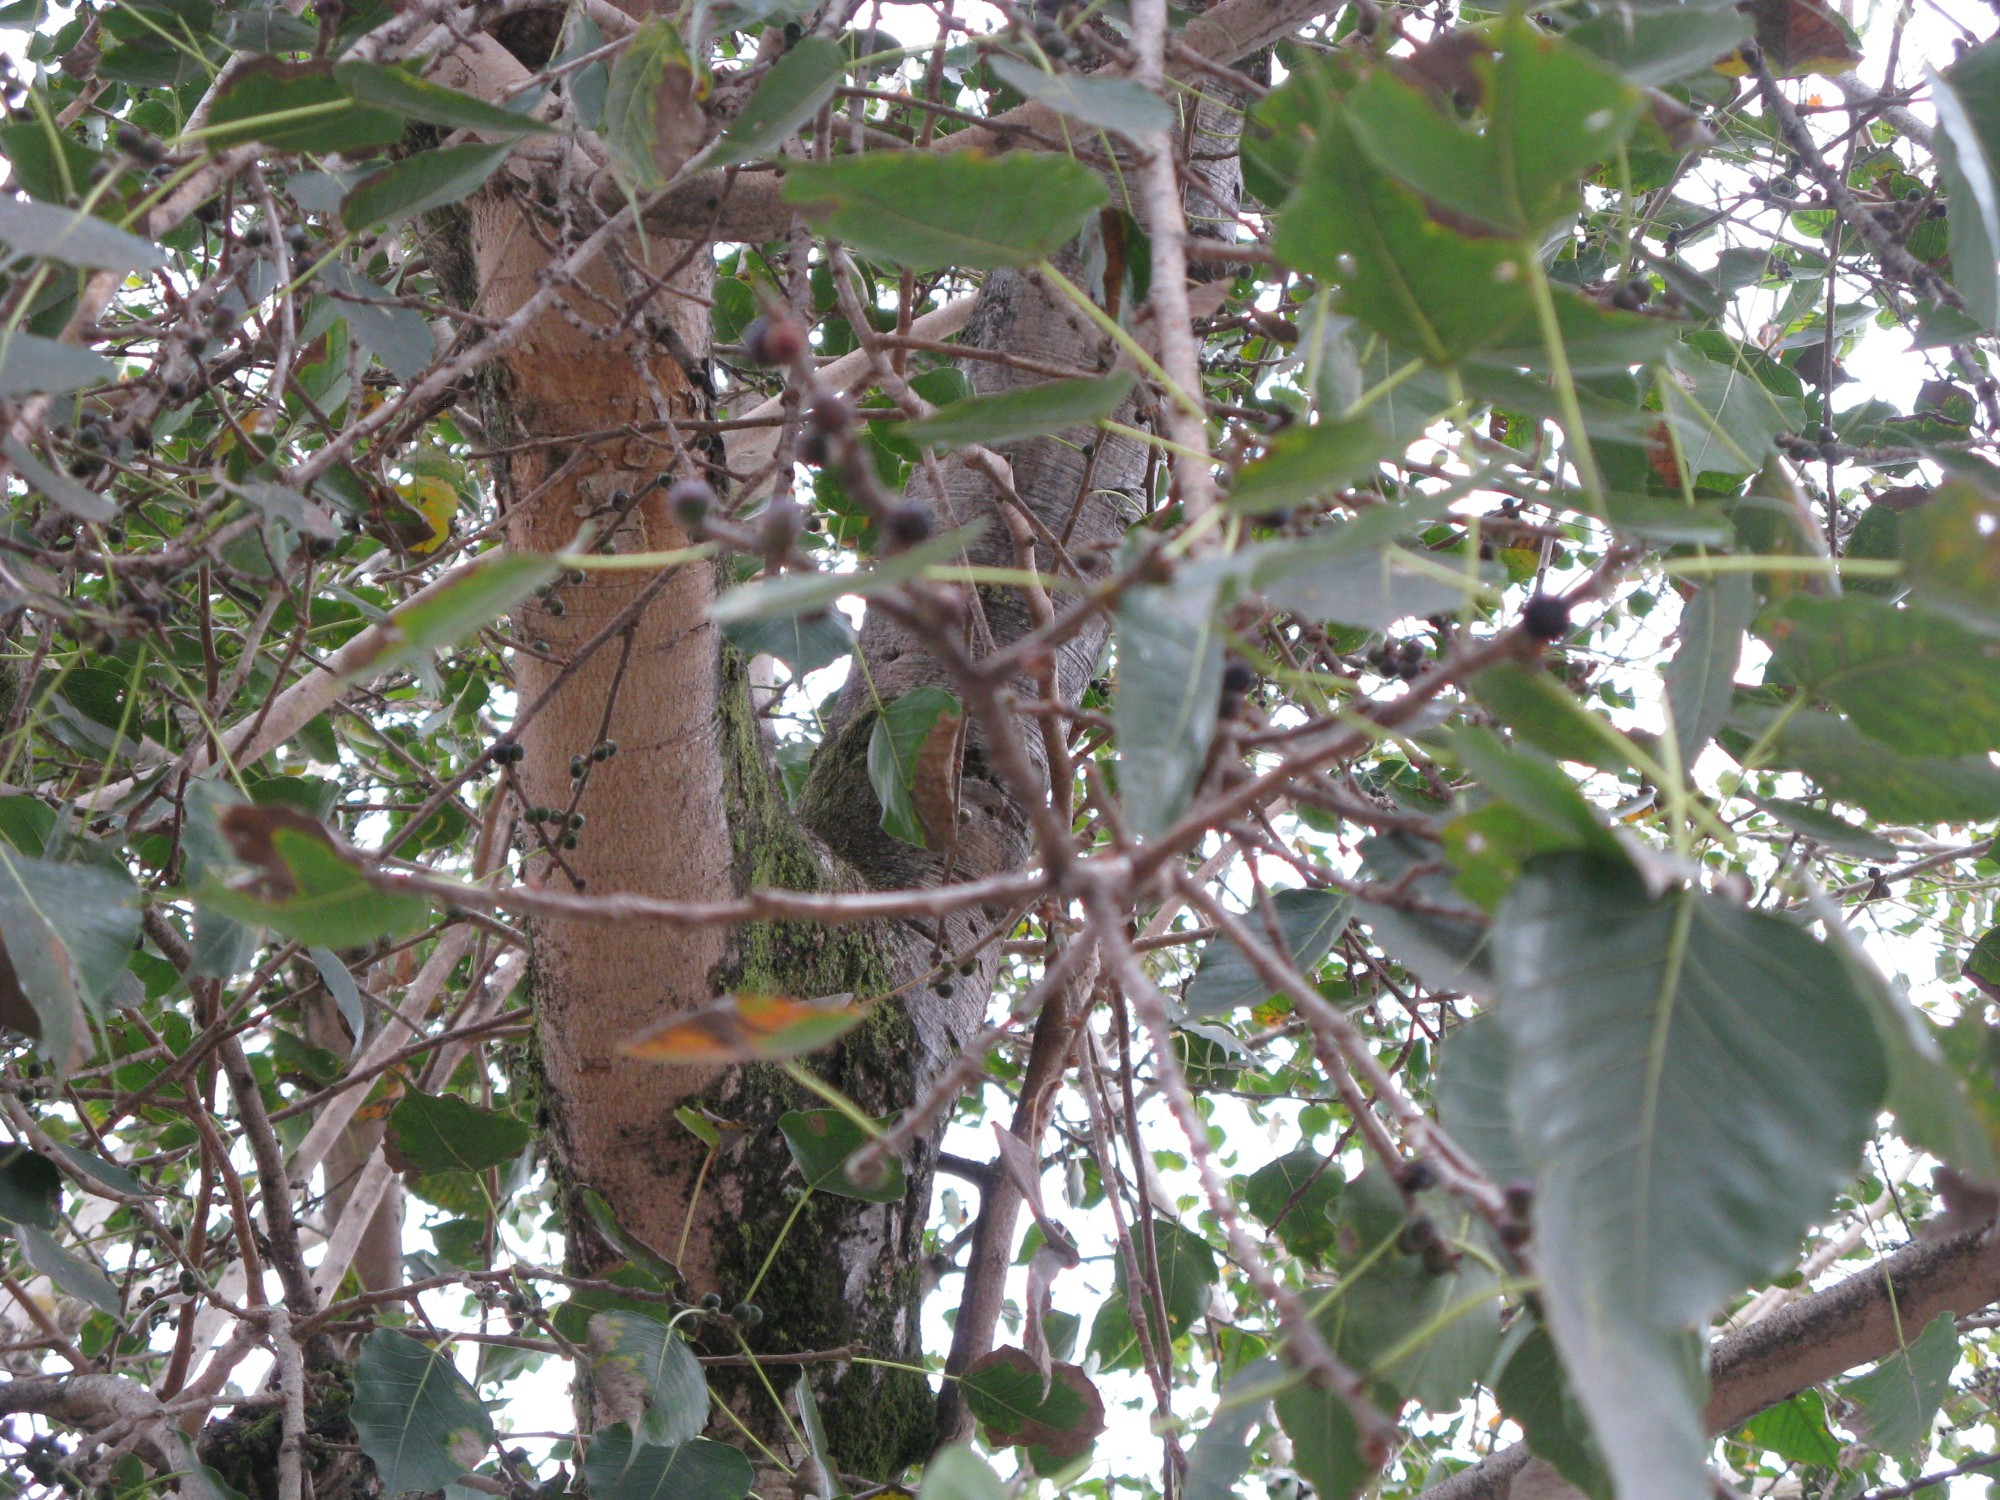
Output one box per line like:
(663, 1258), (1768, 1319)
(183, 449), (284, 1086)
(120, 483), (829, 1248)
(742, 315), (807, 368)
(1521, 593), (1571, 641)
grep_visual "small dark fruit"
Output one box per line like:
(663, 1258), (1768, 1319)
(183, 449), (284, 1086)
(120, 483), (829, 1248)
(667, 478), (713, 530)
(883, 502), (934, 549)
(1396, 1157), (1438, 1194)
(808, 394), (852, 433)
(1521, 593), (1570, 641)
(742, 314), (807, 367)
(731, 1302), (764, 1326)
(1220, 659), (1256, 695)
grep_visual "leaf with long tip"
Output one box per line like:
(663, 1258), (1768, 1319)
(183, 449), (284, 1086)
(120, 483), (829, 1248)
(621, 992), (869, 1064)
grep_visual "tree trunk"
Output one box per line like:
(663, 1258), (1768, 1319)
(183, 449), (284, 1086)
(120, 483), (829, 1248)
(445, 24), (1240, 1481)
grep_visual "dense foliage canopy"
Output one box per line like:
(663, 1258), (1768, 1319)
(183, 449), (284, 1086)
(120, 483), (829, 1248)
(0, 0), (1998, 1495)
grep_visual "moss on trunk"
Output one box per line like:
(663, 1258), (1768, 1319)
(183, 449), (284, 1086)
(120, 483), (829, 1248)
(700, 644), (935, 1481)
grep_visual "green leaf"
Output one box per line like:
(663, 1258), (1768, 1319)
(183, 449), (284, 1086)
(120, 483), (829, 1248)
(1738, 1391), (1844, 1468)
(1243, 1148), (1344, 1259)
(1492, 1324), (1613, 1500)
(1838, 1311), (1958, 1459)
(582, 1425), (752, 1500)
(351, 1330), (495, 1497)
(722, 611), (855, 676)
(1323, 1169), (1502, 1412)
(317, 262), (437, 384)
(1274, 118), (1507, 361)
(4, 436), (117, 522)
(1186, 1360), (1282, 1500)
(986, 54), (1173, 136)
(196, 809), (431, 947)
(1345, 20), (1641, 238)
(704, 36), (846, 168)
(587, 1310), (709, 1449)
(1183, 887), (1351, 1016)
(0, 1144), (60, 1229)
(1748, 797), (1897, 859)
(360, 552), (560, 679)
(1902, 478), (2000, 636)
(0, 198), (166, 273)
(1471, 662), (1630, 772)
(1727, 701), (2000, 824)
(866, 686), (962, 850)
(1761, 594), (2000, 757)
(961, 1347), (1106, 1460)
(341, 142), (513, 229)
(1086, 1219), (1217, 1371)
(897, 371), (1135, 452)
(1247, 510), (1477, 630)
(602, 17), (699, 190)
(333, 60), (552, 134)
(917, 1446), (1007, 1500)
(550, 1261), (675, 1345)
(711, 521), (989, 626)
(1934, 41), (2000, 328)
(1665, 573), (1754, 769)
(385, 1090), (535, 1177)
(0, 852), (140, 1075)
(1562, 0), (1752, 86)
(1275, 1380), (1369, 1500)
(1114, 562), (1229, 840)
(781, 151), (1109, 271)
(18, 1225), (118, 1312)
(1453, 730), (1622, 857)
(0, 331), (116, 397)
(0, 122), (100, 205)
(45, 1141), (146, 1198)
(778, 1108), (907, 1203)
(1354, 832), (1495, 997)
(1495, 854), (1888, 1500)
(792, 1376), (847, 1500)
(205, 59), (407, 152)
(1229, 414), (1392, 515)
(1810, 900), (1999, 1189)
(1661, 346), (1803, 480)
(1434, 1011), (1532, 1188)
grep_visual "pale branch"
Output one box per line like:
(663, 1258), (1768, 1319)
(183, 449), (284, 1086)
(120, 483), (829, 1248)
(1421, 1221), (2000, 1500)
(373, 860), (1051, 928)
(1131, 0), (1221, 525)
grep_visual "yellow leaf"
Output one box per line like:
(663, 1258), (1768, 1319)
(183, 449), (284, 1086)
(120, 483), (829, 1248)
(394, 474), (458, 556)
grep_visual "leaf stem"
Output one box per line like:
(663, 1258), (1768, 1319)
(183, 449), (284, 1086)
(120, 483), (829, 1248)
(1518, 238), (1606, 518)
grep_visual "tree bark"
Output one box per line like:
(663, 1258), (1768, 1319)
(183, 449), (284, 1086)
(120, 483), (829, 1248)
(440, 11), (1244, 1482)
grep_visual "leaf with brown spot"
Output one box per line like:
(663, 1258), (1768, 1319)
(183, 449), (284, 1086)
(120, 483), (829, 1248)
(962, 1348), (1106, 1460)
(199, 806), (431, 948)
(908, 702), (965, 856)
(868, 687), (965, 851)
(1715, 0), (1863, 77)
(619, 992), (869, 1065)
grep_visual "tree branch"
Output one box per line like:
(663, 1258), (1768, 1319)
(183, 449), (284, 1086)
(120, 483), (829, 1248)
(1421, 1221), (2000, 1500)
